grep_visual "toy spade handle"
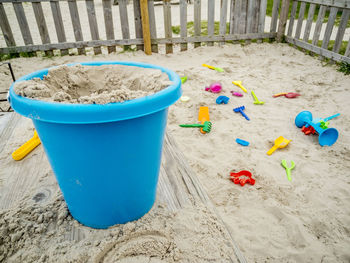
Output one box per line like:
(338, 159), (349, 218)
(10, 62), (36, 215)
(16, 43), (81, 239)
(241, 111), (250, 121)
(286, 169), (292, 181)
(179, 124), (204, 128)
(12, 132), (41, 161)
(267, 145), (278, 155)
(324, 113), (340, 122)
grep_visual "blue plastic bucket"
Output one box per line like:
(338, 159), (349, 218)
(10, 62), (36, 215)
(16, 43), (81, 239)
(9, 61), (182, 229)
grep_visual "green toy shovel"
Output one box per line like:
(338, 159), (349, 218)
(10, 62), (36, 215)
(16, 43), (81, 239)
(179, 121), (212, 133)
(281, 160), (295, 181)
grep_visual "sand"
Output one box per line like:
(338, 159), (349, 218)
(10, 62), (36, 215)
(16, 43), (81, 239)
(13, 64), (172, 104)
(1, 42), (350, 262)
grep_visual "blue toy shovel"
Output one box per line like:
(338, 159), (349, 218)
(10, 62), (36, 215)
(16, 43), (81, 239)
(281, 160), (295, 181)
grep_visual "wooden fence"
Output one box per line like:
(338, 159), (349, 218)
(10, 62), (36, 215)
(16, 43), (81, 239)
(0, 0), (349, 63)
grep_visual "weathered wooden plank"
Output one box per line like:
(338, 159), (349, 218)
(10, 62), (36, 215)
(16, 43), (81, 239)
(179, 0), (187, 51)
(258, 0), (267, 33)
(238, 0), (247, 34)
(252, 0), (260, 33)
(85, 0), (101, 55)
(68, 0), (85, 55)
(321, 6), (338, 49)
(246, 0), (255, 34)
(312, 5), (326, 45)
(297, 0), (349, 9)
(118, 0), (131, 50)
(270, 0), (280, 32)
(294, 2), (306, 39)
(194, 0), (201, 48)
(140, 0), (151, 55)
(12, 2), (33, 45)
(332, 8), (349, 53)
(163, 0), (173, 54)
(207, 0), (215, 46)
(285, 35), (350, 63)
(277, 0), (290, 42)
(32, 2), (53, 56)
(345, 37), (350, 56)
(233, 0), (241, 33)
(0, 3), (16, 47)
(303, 3), (316, 41)
(0, 32), (278, 54)
(133, 0), (143, 51)
(229, 0), (235, 34)
(287, 0), (298, 36)
(219, 0), (228, 45)
(50, 1), (68, 55)
(102, 0), (116, 54)
(148, 0), (158, 53)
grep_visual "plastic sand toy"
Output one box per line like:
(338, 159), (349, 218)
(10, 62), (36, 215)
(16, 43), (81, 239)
(216, 96), (230, 104)
(198, 106), (210, 134)
(231, 91), (243, 97)
(181, 76), (188, 84)
(202, 63), (224, 72)
(267, 136), (291, 155)
(230, 170), (255, 186)
(12, 130), (41, 161)
(273, 92), (300, 98)
(233, 106), (250, 121)
(180, 96), (190, 102)
(281, 160), (295, 181)
(179, 121), (212, 133)
(251, 91), (264, 105)
(205, 82), (222, 93)
(236, 138), (249, 146)
(232, 81), (247, 93)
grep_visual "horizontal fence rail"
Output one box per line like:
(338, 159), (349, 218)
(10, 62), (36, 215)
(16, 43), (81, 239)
(0, 0), (278, 56)
(279, 0), (350, 63)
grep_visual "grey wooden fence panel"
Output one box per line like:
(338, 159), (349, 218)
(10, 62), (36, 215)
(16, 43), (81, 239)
(85, 0), (101, 55)
(148, 0), (158, 53)
(50, 1), (68, 55)
(0, 3), (16, 47)
(246, 0), (255, 34)
(332, 8), (349, 53)
(303, 3), (316, 41)
(32, 2), (53, 56)
(239, 0), (247, 34)
(68, 0), (84, 55)
(163, 0), (173, 54)
(194, 0), (201, 48)
(233, 0), (241, 33)
(294, 2), (306, 39)
(219, 0), (228, 45)
(253, 0), (260, 33)
(258, 0), (267, 33)
(270, 0), (280, 32)
(207, 0), (215, 46)
(297, 0), (349, 9)
(133, 0), (143, 51)
(179, 0), (187, 51)
(229, 0), (235, 34)
(102, 0), (115, 53)
(321, 7), (338, 49)
(345, 37), (350, 56)
(312, 5), (326, 45)
(13, 2), (33, 45)
(287, 0), (298, 36)
(118, 0), (130, 50)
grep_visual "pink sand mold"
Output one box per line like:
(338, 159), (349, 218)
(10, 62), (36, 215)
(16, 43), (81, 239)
(205, 82), (222, 93)
(231, 91), (243, 97)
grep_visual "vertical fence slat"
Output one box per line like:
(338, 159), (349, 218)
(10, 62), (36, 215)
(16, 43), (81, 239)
(140, 0), (151, 54)
(277, 0), (290, 42)
(102, 0), (116, 54)
(258, 0), (267, 33)
(13, 2), (33, 46)
(68, 0), (85, 55)
(118, 0), (131, 50)
(233, 0), (242, 33)
(321, 7), (338, 49)
(345, 37), (350, 57)
(229, 0), (235, 34)
(133, 0), (143, 51)
(148, 0), (158, 53)
(239, 0), (247, 34)
(207, 0), (215, 46)
(312, 5), (326, 46)
(163, 0), (173, 54)
(32, 2), (53, 56)
(303, 3), (316, 42)
(270, 0), (280, 33)
(246, 0), (254, 35)
(253, 0), (260, 33)
(50, 1), (68, 55)
(194, 0), (201, 48)
(287, 1), (298, 36)
(179, 0), (187, 51)
(0, 3), (16, 47)
(86, 0), (101, 55)
(332, 9), (349, 53)
(219, 0), (228, 45)
(294, 2), (306, 39)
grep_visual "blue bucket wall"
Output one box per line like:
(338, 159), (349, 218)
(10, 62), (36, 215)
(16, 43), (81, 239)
(9, 61), (182, 228)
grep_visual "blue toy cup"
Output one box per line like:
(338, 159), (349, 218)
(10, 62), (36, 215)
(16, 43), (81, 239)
(9, 61), (182, 229)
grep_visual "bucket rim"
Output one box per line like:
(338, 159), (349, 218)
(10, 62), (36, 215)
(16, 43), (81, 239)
(9, 61), (182, 124)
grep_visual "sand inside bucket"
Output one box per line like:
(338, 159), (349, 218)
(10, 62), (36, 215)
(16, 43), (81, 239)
(13, 64), (173, 104)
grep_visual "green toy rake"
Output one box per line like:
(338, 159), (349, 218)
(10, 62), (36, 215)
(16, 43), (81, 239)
(179, 121), (212, 133)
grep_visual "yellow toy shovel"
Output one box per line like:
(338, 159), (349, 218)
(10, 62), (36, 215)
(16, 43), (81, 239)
(267, 136), (291, 155)
(12, 130), (41, 161)
(198, 106), (210, 134)
(202, 64), (224, 72)
(232, 81), (247, 93)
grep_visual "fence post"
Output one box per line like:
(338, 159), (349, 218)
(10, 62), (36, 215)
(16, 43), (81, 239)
(277, 0), (290, 42)
(140, 0), (151, 55)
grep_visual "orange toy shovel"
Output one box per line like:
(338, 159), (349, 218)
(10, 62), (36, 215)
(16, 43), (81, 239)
(198, 107), (210, 134)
